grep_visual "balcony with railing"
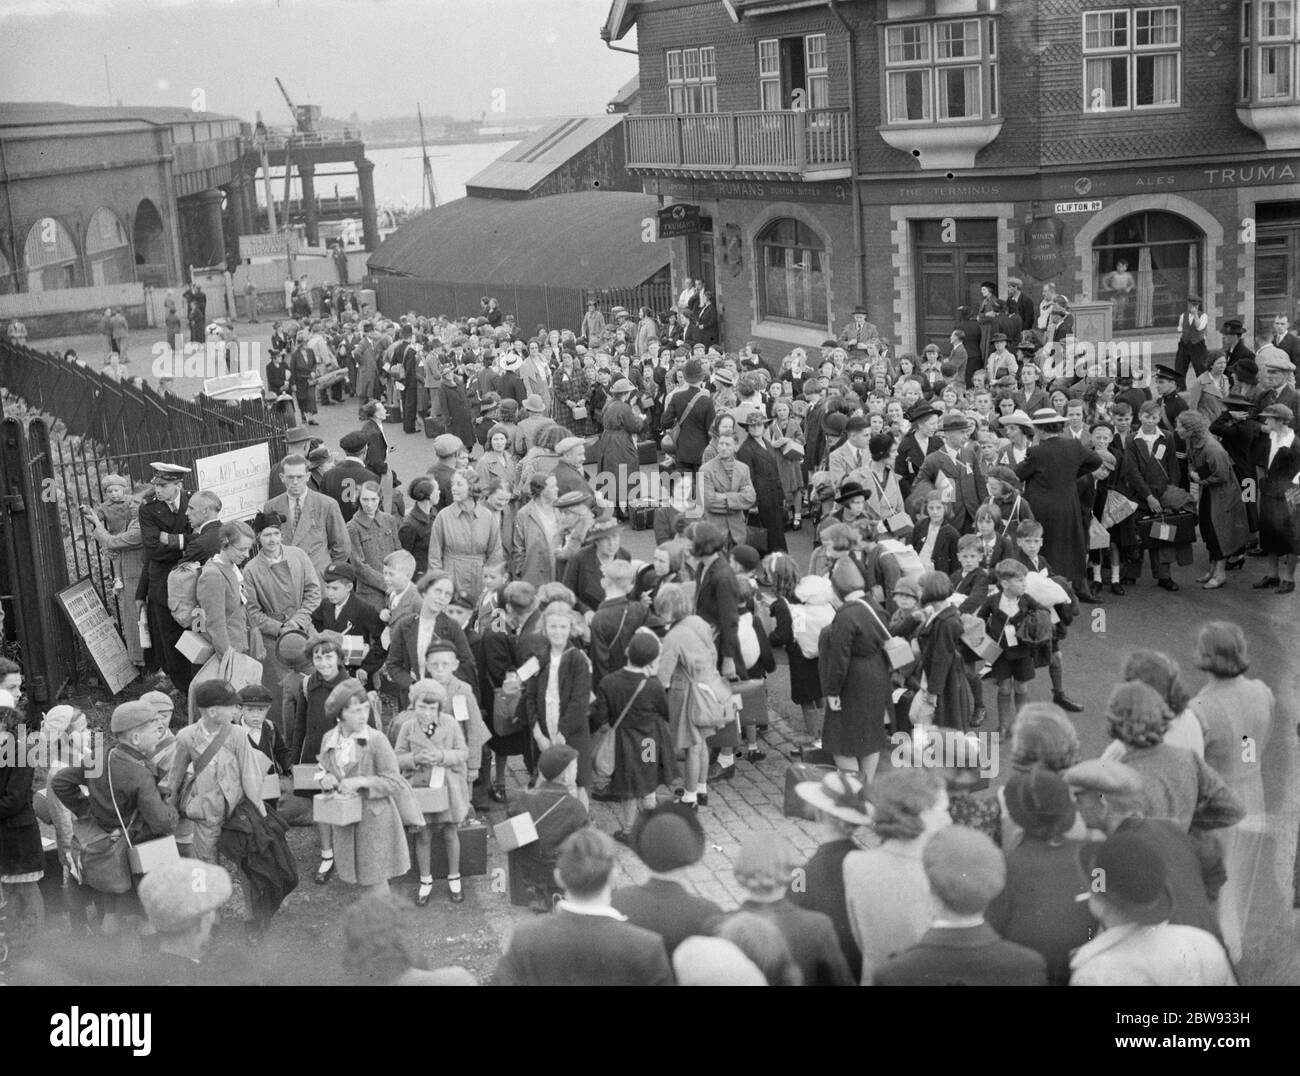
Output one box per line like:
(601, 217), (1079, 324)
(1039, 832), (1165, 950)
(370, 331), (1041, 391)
(624, 108), (852, 181)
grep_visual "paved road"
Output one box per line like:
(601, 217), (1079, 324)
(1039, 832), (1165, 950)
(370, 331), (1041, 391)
(29, 322), (1300, 984)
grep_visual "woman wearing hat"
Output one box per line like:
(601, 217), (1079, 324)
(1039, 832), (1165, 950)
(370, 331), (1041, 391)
(244, 510), (322, 725)
(843, 769), (951, 984)
(511, 473), (562, 587)
(984, 765), (1095, 985)
(392, 678), (470, 905)
(789, 770), (871, 979)
(591, 376), (644, 514)
(317, 680), (421, 895)
(427, 468), (504, 600)
(1015, 408), (1102, 593)
(1174, 411), (1248, 589)
(398, 476), (437, 577)
(820, 558), (892, 783)
(516, 423), (564, 494)
(1253, 403), (1300, 593)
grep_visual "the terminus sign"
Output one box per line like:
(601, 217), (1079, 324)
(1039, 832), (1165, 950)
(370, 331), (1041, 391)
(657, 203), (702, 239)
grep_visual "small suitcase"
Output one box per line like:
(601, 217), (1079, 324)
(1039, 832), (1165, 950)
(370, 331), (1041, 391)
(425, 819), (488, 878)
(783, 763), (836, 820)
(493, 812), (538, 852)
(313, 792), (363, 826)
(731, 679), (767, 728)
(630, 503), (656, 530)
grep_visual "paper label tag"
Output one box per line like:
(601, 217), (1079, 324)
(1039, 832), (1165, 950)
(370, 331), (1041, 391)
(1154, 444), (1166, 460)
(516, 656), (541, 683)
(429, 765), (446, 789)
(1004, 624), (1018, 647)
(451, 695), (469, 722)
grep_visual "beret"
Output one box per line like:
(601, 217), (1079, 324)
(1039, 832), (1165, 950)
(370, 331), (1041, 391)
(325, 679), (367, 720)
(193, 680), (239, 709)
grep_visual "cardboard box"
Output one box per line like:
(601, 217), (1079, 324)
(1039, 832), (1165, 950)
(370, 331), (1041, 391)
(292, 764), (322, 791)
(883, 636), (915, 671)
(493, 812), (538, 851)
(176, 630), (214, 665)
(412, 785), (450, 814)
(261, 771), (283, 801)
(341, 634), (368, 666)
(313, 792), (363, 826)
(128, 835), (181, 875)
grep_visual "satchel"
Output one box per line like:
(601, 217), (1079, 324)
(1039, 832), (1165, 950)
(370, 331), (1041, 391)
(591, 679), (646, 781)
(107, 754), (179, 876)
(854, 597), (914, 672)
(69, 750), (139, 894)
(661, 389), (705, 454)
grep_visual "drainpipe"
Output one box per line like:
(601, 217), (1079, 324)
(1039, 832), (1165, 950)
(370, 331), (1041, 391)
(601, 29), (639, 57)
(828, 0), (864, 307)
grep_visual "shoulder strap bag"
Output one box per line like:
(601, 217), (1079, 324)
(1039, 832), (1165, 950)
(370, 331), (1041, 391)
(175, 725), (231, 814)
(592, 678), (648, 780)
(852, 596), (916, 672)
(662, 388), (706, 453)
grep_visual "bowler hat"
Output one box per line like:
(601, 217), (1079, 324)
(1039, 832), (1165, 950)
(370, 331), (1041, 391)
(630, 801), (706, 872)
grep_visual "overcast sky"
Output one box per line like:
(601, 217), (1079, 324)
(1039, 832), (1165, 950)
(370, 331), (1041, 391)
(0, 0), (639, 121)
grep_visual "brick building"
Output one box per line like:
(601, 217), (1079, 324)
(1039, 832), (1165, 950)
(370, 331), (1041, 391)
(604, 0), (1300, 360)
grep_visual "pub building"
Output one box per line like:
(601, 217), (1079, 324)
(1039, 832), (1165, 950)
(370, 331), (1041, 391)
(605, 0), (1300, 360)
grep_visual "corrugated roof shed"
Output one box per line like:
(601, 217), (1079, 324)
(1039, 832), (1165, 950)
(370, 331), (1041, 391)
(465, 115), (624, 195)
(367, 191), (668, 288)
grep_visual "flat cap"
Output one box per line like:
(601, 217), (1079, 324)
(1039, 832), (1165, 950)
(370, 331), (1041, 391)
(110, 700), (158, 734)
(139, 859), (232, 932)
(432, 434), (465, 457)
(193, 680), (239, 709)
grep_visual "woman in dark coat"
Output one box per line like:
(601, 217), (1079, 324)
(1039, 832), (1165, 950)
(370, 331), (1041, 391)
(398, 476), (437, 577)
(0, 705), (44, 955)
(736, 410), (788, 553)
(1015, 411), (1101, 591)
(819, 558), (892, 783)
(1176, 411), (1249, 589)
(434, 369), (476, 448)
(690, 523), (743, 676)
(913, 572), (973, 732)
(593, 379), (644, 508)
(523, 603), (594, 802)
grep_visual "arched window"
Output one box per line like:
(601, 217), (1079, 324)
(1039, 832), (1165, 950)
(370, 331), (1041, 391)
(1092, 211), (1204, 331)
(23, 217), (78, 292)
(757, 217), (828, 327)
(86, 207), (133, 286)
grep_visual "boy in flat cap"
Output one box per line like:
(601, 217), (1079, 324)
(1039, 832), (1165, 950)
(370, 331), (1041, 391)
(139, 860), (258, 986)
(51, 700), (179, 933)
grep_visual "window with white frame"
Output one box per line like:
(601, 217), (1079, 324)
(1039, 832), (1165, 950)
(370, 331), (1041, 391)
(1082, 7), (1181, 112)
(757, 34), (829, 111)
(1240, 0), (1300, 102)
(884, 17), (998, 124)
(666, 47), (717, 113)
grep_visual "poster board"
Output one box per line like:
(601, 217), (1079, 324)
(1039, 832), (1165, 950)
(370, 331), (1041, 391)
(55, 579), (138, 696)
(194, 443), (271, 522)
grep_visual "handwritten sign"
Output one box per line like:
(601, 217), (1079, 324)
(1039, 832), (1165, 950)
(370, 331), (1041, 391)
(55, 579), (138, 696)
(194, 443), (271, 521)
(202, 370), (265, 402)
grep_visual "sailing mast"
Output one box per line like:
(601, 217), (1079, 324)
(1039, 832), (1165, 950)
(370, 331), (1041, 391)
(418, 103), (439, 210)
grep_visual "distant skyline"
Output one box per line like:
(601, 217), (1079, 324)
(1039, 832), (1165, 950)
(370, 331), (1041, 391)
(0, 0), (639, 122)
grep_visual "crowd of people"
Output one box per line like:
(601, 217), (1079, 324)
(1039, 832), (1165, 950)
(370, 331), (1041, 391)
(1, 287), (1297, 986)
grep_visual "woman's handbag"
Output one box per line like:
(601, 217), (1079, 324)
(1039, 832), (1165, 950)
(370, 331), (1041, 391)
(591, 680), (647, 781)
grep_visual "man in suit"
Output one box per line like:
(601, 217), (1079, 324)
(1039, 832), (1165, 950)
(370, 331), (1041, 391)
(1221, 318), (1255, 375)
(838, 305), (879, 348)
(910, 412), (987, 534)
(694, 290), (720, 349)
(875, 826), (1047, 986)
(1255, 345), (1300, 432)
(1268, 313), (1300, 366)
(613, 802), (723, 958)
(267, 426), (316, 498)
(659, 359), (715, 476)
(697, 434), (756, 547)
(1006, 277), (1036, 343)
(182, 490), (224, 564)
(947, 330), (970, 385)
(506, 744), (590, 911)
(894, 402), (942, 502)
(262, 454), (351, 576)
(310, 562), (385, 687)
(392, 327), (421, 434)
(494, 828), (674, 986)
(318, 431), (378, 524)
(827, 415), (873, 493)
(139, 462), (196, 691)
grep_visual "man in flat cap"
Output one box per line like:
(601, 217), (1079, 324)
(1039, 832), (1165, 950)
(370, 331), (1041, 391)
(51, 700), (179, 932)
(319, 431), (378, 524)
(139, 462), (196, 691)
(139, 860), (259, 986)
(1255, 344), (1300, 432)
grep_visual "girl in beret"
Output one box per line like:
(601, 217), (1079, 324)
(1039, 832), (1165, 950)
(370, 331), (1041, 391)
(317, 681), (421, 894)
